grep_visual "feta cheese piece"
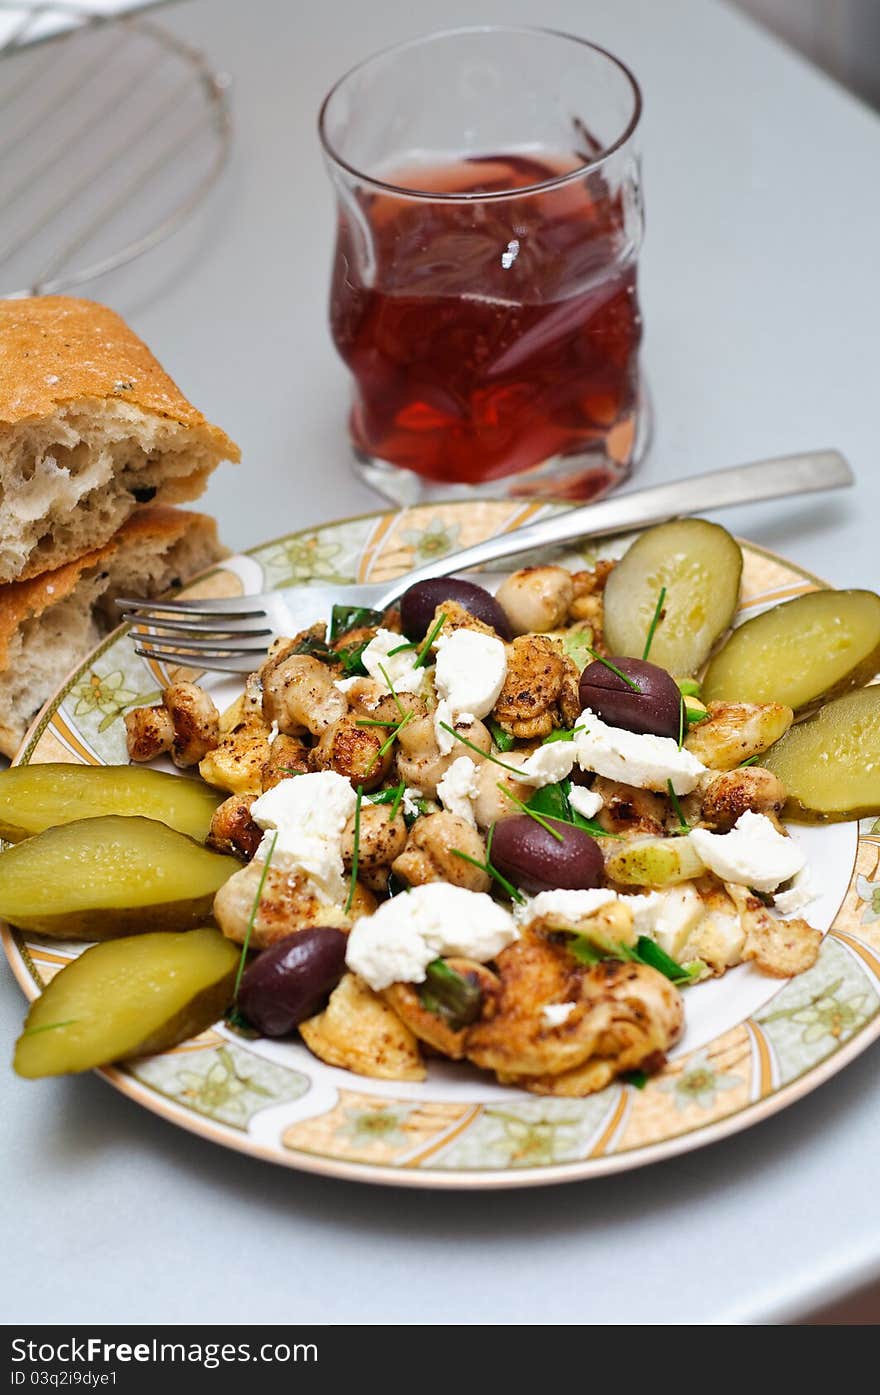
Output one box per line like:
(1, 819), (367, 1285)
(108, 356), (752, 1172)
(511, 741), (578, 787)
(345, 884), (518, 991)
(568, 784), (604, 819)
(625, 886), (704, 959)
(516, 887), (618, 925)
(541, 1002), (577, 1028)
(250, 771), (357, 904)
(334, 676), (360, 694)
(689, 810), (805, 893)
(773, 866), (817, 917)
(437, 756), (479, 825)
(402, 786), (423, 820)
(575, 709), (706, 794)
(434, 629), (507, 753)
(361, 627), (428, 695)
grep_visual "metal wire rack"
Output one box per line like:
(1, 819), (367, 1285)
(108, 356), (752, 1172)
(0, 2), (232, 297)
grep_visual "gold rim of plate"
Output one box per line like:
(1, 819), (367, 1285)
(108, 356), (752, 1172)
(3, 500), (880, 1190)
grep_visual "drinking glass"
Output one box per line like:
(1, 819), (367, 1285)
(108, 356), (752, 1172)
(320, 26), (647, 504)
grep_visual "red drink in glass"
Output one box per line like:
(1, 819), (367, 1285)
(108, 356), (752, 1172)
(321, 28), (646, 502)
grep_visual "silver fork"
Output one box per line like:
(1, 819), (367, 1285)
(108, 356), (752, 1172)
(116, 450), (853, 673)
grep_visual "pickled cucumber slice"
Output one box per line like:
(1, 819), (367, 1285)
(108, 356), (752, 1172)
(604, 520), (743, 676)
(0, 764), (223, 844)
(606, 836), (706, 887)
(14, 927), (239, 1078)
(0, 815), (237, 938)
(763, 687), (880, 822)
(703, 589), (880, 711)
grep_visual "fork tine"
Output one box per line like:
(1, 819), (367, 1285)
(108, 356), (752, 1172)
(128, 614), (273, 637)
(134, 646), (258, 674)
(115, 596), (268, 619)
(132, 634), (271, 654)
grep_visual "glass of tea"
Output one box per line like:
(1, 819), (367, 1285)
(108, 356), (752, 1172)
(319, 26), (646, 504)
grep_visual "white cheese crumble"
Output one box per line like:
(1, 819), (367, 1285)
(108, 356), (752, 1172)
(575, 708), (706, 794)
(437, 756), (479, 825)
(568, 784), (604, 819)
(511, 741), (578, 787)
(361, 627), (429, 695)
(434, 629), (507, 754)
(516, 887), (617, 924)
(625, 886), (704, 958)
(250, 771), (356, 904)
(772, 866), (816, 917)
(541, 1002), (576, 1028)
(689, 811), (804, 893)
(345, 884), (518, 991)
(402, 786), (423, 819)
(334, 676), (360, 694)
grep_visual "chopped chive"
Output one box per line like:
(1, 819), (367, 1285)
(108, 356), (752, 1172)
(345, 786), (363, 913)
(438, 722), (522, 775)
(641, 586), (667, 661)
(414, 611), (447, 668)
(542, 724), (585, 744)
(666, 778), (690, 833)
(586, 647), (642, 693)
(418, 959), (482, 1029)
(355, 717), (399, 728)
(685, 705), (708, 726)
(378, 662), (407, 719)
(677, 678), (702, 698)
(739, 753), (761, 767)
(364, 709), (415, 775)
(21, 1018), (79, 1037)
(387, 640), (417, 657)
(488, 717), (516, 752)
(497, 782), (565, 841)
(451, 845), (526, 904)
(388, 780), (406, 823)
(622, 1069), (648, 1089)
(233, 830), (278, 1000)
(632, 935), (696, 985)
(677, 696), (685, 748)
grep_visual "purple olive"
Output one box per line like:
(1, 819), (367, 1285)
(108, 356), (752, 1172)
(579, 656), (682, 739)
(399, 577), (512, 641)
(491, 815), (604, 895)
(238, 927), (347, 1037)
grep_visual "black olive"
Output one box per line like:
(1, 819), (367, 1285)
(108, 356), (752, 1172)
(579, 656), (682, 738)
(399, 577), (512, 641)
(491, 815), (604, 895)
(237, 927), (347, 1036)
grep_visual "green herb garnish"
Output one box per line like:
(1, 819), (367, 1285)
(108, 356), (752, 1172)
(677, 678), (702, 698)
(337, 640), (371, 676)
(641, 586), (667, 661)
(622, 1069), (648, 1089)
(292, 634), (337, 664)
(364, 710), (414, 775)
(527, 779), (621, 839)
(561, 627), (594, 672)
(451, 835), (526, 905)
(387, 639), (417, 657)
(488, 717), (516, 752)
(677, 696), (685, 748)
(666, 778), (690, 833)
(685, 705), (708, 726)
(329, 604), (383, 643)
(565, 931), (697, 986)
(542, 724), (584, 744)
(586, 647), (642, 693)
(439, 722), (523, 775)
(378, 663), (407, 720)
(414, 611), (447, 668)
(418, 959), (482, 1029)
(233, 829), (278, 1000)
(739, 753), (761, 767)
(389, 781), (406, 822)
(497, 783), (564, 841)
(345, 786), (363, 913)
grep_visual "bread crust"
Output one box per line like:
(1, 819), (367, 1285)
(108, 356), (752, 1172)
(0, 296), (240, 461)
(0, 506), (222, 669)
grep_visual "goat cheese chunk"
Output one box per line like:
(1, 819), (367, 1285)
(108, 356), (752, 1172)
(575, 708), (706, 794)
(625, 886), (704, 958)
(689, 811), (805, 893)
(250, 770), (356, 904)
(361, 627), (429, 695)
(346, 884), (518, 991)
(773, 866), (817, 917)
(568, 784), (604, 819)
(541, 1002), (577, 1028)
(516, 887), (618, 925)
(437, 756), (479, 826)
(434, 629), (508, 754)
(511, 740), (578, 787)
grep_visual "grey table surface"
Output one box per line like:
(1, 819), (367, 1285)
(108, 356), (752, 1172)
(3, 0), (880, 1326)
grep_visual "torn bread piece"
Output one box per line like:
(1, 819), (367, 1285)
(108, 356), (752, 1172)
(0, 506), (226, 757)
(0, 296), (239, 584)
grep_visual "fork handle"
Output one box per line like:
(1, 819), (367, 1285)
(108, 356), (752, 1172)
(374, 449), (853, 607)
